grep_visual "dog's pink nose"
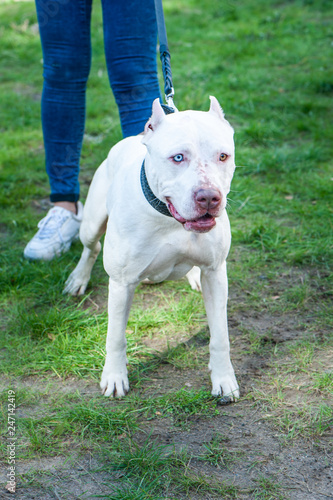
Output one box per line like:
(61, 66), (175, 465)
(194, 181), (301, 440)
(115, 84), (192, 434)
(195, 188), (222, 210)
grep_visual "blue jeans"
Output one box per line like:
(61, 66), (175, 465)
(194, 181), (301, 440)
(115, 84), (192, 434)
(35, 0), (161, 202)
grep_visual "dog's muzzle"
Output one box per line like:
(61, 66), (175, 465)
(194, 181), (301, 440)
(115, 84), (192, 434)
(167, 200), (217, 233)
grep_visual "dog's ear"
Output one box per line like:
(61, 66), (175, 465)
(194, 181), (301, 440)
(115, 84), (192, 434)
(144, 98), (165, 133)
(209, 96), (225, 120)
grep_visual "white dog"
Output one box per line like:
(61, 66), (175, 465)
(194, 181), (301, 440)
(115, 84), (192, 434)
(64, 97), (239, 400)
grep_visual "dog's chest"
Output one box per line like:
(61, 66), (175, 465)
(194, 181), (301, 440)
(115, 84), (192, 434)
(138, 231), (224, 283)
(104, 211), (230, 284)
(139, 244), (193, 283)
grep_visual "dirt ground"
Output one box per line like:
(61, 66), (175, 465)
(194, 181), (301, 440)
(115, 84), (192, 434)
(1, 290), (332, 499)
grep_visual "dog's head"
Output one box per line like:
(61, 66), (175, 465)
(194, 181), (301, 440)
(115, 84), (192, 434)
(142, 97), (235, 233)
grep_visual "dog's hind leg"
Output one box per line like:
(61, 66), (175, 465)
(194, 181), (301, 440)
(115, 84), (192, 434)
(63, 160), (109, 296)
(186, 266), (201, 291)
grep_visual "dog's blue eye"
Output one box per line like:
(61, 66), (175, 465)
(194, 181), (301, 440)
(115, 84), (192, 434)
(173, 154), (184, 163)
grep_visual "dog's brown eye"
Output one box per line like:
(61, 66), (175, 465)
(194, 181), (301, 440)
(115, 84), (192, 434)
(219, 153), (228, 162)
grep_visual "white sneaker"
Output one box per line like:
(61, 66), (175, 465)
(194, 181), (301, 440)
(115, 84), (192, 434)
(24, 201), (83, 260)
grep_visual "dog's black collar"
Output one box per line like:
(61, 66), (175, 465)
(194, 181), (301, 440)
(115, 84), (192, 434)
(140, 161), (172, 217)
(140, 103), (175, 217)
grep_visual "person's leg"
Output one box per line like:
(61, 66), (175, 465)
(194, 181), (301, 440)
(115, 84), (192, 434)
(35, 0), (93, 204)
(24, 0), (92, 260)
(101, 0), (162, 137)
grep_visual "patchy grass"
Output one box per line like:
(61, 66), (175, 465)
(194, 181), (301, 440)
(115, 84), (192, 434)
(102, 438), (242, 499)
(0, 0), (332, 498)
(198, 433), (244, 469)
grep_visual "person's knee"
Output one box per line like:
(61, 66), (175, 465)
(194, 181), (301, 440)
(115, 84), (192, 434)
(110, 61), (158, 98)
(43, 52), (91, 85)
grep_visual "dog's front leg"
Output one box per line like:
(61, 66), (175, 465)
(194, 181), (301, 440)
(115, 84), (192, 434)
(100, 278), (136, 398)
(201, 262), (239, 400)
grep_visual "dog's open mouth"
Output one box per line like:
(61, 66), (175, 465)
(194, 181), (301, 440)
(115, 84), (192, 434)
(167, 201), (216, 233)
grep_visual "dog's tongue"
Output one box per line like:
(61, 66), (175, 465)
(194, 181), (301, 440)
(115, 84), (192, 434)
(168, 202), (216, 233)
(167, 202), (187, 223)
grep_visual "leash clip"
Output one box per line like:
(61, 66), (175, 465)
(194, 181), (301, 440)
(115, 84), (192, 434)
(165, 88), (178, 112)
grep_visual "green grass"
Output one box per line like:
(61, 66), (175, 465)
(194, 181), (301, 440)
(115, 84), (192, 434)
(248, 340), (333, 439)
(0, 0), (332, 497)
(102, 438), (241, 499)
(252, 476), (285, 500)
(198, 434), (244, 469)
(0, 388), (220, 460)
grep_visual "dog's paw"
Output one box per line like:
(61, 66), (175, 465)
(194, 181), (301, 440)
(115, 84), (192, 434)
(186, 266), (202, 292)
(63, 271), (89, 296)
(100, 371), (129, 398)
(211, 373), (240, 401)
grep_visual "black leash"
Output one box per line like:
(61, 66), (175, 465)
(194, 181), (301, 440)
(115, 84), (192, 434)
(154, 0), (178, 111)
